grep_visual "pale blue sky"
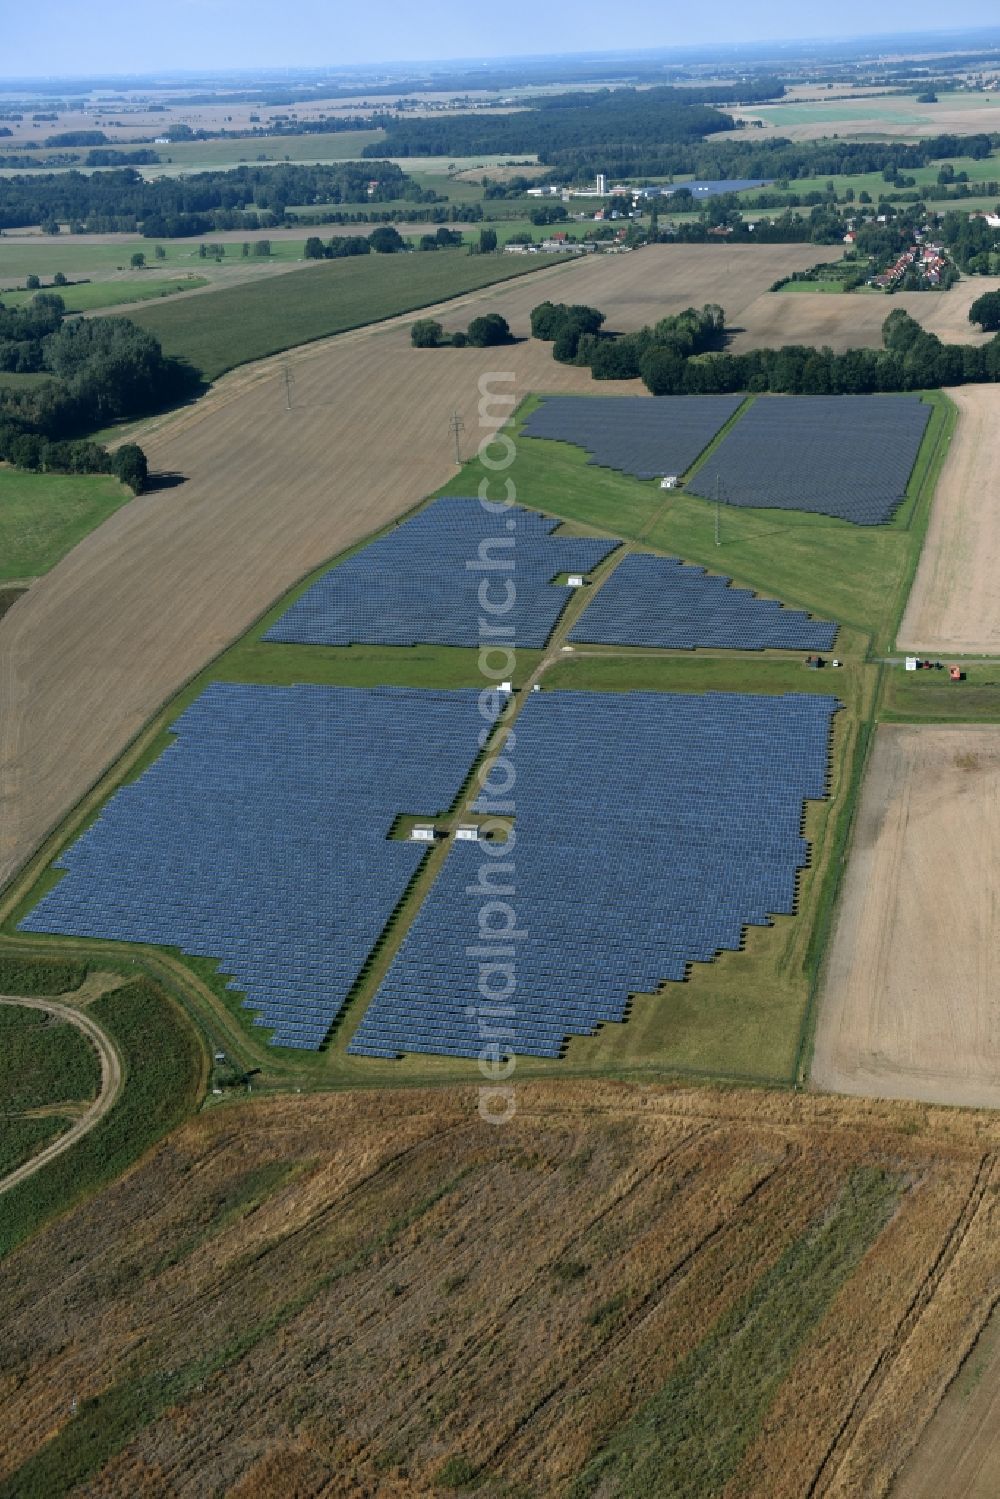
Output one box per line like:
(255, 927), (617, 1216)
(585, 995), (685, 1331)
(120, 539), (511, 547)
(4, 3), (1000, 80)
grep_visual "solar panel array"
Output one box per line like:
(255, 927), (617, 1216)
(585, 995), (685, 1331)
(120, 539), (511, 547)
(520, 394), (745, 480)
(264, 496), (619, 650)
(19, 684), (484, 1050)
(569, 553), (837, 652)
(687, 395), (932, 525)
(664, 179), (772, 196)
(349, 690), (840, 1060)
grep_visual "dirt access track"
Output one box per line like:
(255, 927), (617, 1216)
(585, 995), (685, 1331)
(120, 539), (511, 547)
(0, 994), (121, 1195)
(812, 724), (1000, 1110)
(898, 385), (1000, 656)
(0, 243), (833, 894)
(894, 1299), (1000, 1499)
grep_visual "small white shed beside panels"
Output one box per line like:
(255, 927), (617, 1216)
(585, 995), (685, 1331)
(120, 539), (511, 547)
(455, 826), (480, 842)
(411, 825), (437, 842)
(567, 575), (585, 588)
(905, 656), (918, 672)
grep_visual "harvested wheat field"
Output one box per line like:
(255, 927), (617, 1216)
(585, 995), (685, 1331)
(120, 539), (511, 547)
(1, 1081), (1000, 1497)
(0, 244), (834, 894)
(898, 385), (1000, 655)
(433, 242), (837, 336)
(813, 724), (1000, 1110)
(731, 278), (1000, 355)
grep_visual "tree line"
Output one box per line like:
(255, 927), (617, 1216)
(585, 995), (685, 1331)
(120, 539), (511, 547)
(411, 311), (512, 349)
(303, 224), (465, 258)
(361, 84), (767, 162)
(530, 298), (1000, 394)
(0, 295), (196, 490)
(0, 161), (422, 235)
(546, 131), (998, 185)
(0, 421), (148, 492)
(364, 76), (996, 180)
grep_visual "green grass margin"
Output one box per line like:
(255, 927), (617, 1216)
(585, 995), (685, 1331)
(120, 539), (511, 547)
(0, 974), (207, 1260)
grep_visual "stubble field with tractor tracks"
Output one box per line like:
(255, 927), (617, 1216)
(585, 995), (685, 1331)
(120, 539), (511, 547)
(1, 1082), (1000, 1497)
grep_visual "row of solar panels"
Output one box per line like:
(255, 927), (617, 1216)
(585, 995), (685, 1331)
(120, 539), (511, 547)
(265, 496), (618, 650)
(20, 685), (486, 1050)
(522, 392), (930, 527)
(568, 553), (836, 652)
(351, 691), (839, 1058)
(21, 685), (840, 1059)
(262, 495), (838, 654)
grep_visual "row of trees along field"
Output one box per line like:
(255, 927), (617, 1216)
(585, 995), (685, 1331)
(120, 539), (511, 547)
(302, 225), (466, 258)
(0, 296), (190, 489)
(547, 130), (1000, 183)
(0, 162), (429, 235)
(411, 311), (512, 348)
(530, 299), (1000, 394)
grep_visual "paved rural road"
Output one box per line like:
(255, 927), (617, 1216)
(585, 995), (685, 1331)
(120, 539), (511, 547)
(0, 995), (122, 1197)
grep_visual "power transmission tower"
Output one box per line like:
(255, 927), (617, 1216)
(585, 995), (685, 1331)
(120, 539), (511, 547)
(449, 411), (465, 465)
(283, 362), (295, 411)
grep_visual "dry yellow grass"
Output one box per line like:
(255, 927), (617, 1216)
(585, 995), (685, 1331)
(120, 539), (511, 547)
(1, 1082), (999, 1496)
(813, 724), (1000, 1110)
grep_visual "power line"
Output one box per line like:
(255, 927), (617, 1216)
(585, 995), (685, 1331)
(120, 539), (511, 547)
(449, 411), (465, 465)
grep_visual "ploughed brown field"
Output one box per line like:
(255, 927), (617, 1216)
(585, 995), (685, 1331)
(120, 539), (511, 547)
(1, 1082), (999, 1497)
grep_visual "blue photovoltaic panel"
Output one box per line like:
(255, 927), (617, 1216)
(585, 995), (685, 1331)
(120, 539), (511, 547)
(569, 553), (837, 652)
(263, 496), (619, 649)
(666, 179), (772, 196)
(349, 690), (840, 1060)
(520, 394), (745, 480)
(687, 394), (932, 525)
(19, 684), (485, 1050)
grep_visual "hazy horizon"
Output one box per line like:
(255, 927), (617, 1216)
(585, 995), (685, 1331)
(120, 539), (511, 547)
(5, 8), (1000, 82)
